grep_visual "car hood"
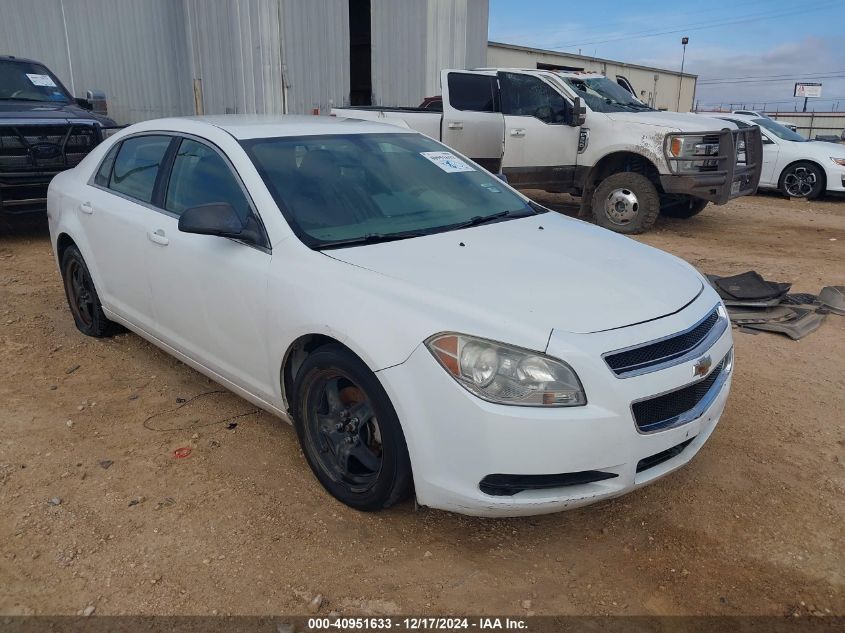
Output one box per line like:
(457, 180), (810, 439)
(325, 213), (702, 335)
(605, 110), (738, 132)
(0, 101), (115, 125)
(804, 139), (845, 159)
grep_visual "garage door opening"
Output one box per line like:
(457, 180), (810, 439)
(349, 0), (372, 106)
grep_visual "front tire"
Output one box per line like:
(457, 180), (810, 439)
(291, 344), (413, 511)
(591, 172), (660, 234)
(780, 161), (824, 199)
(60, 245), (119, 337)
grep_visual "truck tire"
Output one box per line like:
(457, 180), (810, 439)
(591, 172), (660, 234)
(660, 196), (709, 219)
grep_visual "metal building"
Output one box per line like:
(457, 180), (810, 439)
(487, 41), (698, 112)
(0, 0), (488, 124)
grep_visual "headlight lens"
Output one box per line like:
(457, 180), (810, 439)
(665, 134), (721, 173)
(426, 333), (586, 407)
(830, 157), (845, 167)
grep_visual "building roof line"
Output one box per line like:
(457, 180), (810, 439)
(488, 41), (698, 80)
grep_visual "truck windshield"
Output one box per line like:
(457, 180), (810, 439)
(242, 133), (539, 249)
(561, 76), (653, 114)
(0, 60), (72, 103)
(752, 117), (807, 142)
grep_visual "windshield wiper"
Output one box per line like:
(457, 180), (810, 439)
(314, 229), (431, 250)
(443, 209), (534, 231)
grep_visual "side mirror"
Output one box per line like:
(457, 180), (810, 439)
(570, 97), (587, 127)
(76, 89), (108, 115)
(178, 203), (245, 238)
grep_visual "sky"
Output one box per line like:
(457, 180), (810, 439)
(488, 0), (845, 112)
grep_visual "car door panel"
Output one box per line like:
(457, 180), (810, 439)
(760, 135), (780, 186)
(497, 72), (581, 191)
(144, 137), (275, 399)
(441, 70), (504, 173)
(78, 135), (174, 331)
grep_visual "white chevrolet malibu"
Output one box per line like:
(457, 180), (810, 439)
(47, 115), (733, 516)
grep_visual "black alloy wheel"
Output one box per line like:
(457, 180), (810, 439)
(292, 344), (413, 511)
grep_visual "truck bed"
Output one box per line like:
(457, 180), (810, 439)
(331, 106), (441, 140)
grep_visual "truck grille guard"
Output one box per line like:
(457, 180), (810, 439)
(663, 126), (763, 204)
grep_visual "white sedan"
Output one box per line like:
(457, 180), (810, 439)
(47, 115), (733, 516)
(719, 114), (845, 199)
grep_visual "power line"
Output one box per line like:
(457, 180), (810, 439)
(699, 69), (845, 82)
(547, 1), (837, 50)
(699, 74), (845, 86)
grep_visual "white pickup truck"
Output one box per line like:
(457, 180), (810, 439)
(333, 69), (763, 234)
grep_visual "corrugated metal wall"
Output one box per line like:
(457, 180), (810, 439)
(184, 0), (287, 116)
(371, 0), (488, 106)
(279, 0), (350, 114)
(0, 0), (193, 124)
(1, 0), (487, 120)
(371, 0), (427, 107)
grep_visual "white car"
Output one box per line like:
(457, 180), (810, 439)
(731, 110), (799, 132)
(47, 115), (734, 517)
(719, 114), (845, 199)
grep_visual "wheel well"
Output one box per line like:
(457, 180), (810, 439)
(56, 233), (77, 263)
(281, 334), (357, 411)
(586, 152), (661, 191)
(778, 159), (827, 190)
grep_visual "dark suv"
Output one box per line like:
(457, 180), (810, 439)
(1, 55), (117, 215)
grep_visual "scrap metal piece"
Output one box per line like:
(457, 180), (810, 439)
(740, 308), (827, 340)
(818, 286), (845, 316)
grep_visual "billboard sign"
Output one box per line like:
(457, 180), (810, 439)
(794, 82), (822, 98)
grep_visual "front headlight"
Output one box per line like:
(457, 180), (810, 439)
(426, 333), (586, 407)
(665, 134), (721, 173)
(100, 126), (123, 140)
(830, 157), (845, 167)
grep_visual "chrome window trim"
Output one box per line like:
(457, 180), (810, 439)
(602, 305), (727, 378)
(86, 130), (271, 254)
(630, 348), (733, 435)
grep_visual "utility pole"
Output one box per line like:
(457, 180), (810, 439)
(676, 36), (688, 111)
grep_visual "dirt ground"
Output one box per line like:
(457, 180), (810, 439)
(1, 192), (843, 618)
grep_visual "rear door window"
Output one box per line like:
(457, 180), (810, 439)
(94, 143), (120, 187)
(447, 73), (498, 112)
(108, 135), (172, 203)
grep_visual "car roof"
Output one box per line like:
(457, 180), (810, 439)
(0, 55), (43, 65)
(126, 114), (412, 140)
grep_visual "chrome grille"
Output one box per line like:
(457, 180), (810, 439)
(632, 357), (726, 433)
(604, 307), (723, 378)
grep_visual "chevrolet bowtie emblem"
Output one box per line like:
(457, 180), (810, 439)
(693, 355), (712, 378)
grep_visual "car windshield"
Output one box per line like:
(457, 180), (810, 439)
(753, 117), (806, 142)
(560, 76), (654, 113)
(242, 133), (539, 249)
(0, 60), (72, 103)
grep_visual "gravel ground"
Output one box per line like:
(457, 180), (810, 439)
(0, 192), (843, 617)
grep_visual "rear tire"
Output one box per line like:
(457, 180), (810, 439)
(660, 196), (709, 219)
(291, 344), (413, 511)
(591, 172), (660, 234)
(779, 161), (824, 199)
(60, 245), (120, 337)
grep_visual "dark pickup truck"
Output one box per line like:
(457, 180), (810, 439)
(1, 55), (117, 216)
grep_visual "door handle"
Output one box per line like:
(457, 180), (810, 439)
(447, 121), (463, 130)
(79, 201), (93, 215)
(509, 128), (526, 137)
(147, 229), (169, 246)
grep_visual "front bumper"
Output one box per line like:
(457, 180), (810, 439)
(661, 127), (763, 204)
(377, 290), (733, 517)
(0, 173), (55, 215)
